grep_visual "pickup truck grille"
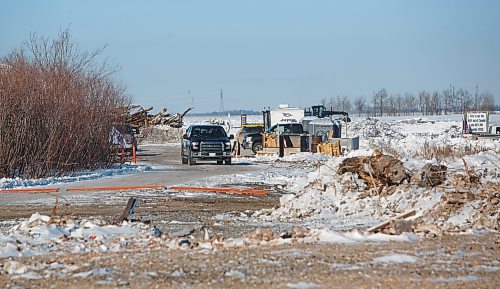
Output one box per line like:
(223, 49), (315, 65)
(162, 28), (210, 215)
(200, 141), (223, 152)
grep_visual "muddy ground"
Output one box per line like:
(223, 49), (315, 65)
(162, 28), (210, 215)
(0, 146), (498, 288)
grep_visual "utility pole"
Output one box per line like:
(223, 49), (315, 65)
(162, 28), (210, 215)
(219, 88), (224, 116)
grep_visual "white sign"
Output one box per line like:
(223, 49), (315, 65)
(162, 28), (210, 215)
(465, 111), (489, 133)
(270, 108), (304, 127)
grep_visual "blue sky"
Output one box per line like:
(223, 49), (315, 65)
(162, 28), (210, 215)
(1, 0), (499, 113)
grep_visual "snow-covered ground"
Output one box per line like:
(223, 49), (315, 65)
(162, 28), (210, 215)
(1, 114), (499, 261)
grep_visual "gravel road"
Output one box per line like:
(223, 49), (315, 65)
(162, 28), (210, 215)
(0, 145), (263, 205)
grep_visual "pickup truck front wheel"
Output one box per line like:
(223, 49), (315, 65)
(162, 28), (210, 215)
(224, 158), (231, 165)
(188, 151), (196, 165)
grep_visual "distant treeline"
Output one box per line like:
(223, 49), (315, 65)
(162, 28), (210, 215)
(320, 88), (498, 117)
(189, 109), (261, 116)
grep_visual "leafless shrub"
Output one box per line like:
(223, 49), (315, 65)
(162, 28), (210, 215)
(0, 29), (128, 178)
(417, 141), (489, 161)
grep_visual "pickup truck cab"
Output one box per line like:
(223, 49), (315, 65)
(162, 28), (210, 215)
(181, 124), (233, 165)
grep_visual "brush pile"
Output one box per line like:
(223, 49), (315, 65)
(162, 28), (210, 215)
(122, 105), (192, 129)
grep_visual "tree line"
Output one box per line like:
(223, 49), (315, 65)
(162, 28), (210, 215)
(320, 88), (497, 117)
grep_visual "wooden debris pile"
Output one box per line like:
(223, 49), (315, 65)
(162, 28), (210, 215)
(337, 151), (408, 189)
(423, 186), (500, 231)
(122, 105), (193, 129)
(414, 163), (448, 188)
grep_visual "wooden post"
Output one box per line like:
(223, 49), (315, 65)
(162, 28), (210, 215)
(132, 146), (136, 164)
(279, 135), (284, 158)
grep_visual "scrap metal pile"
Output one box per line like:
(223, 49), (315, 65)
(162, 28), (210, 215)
(123, 105), (193, 129)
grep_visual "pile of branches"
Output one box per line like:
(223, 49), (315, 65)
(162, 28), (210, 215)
(123, 105), (192, 129)
(0, 30), (127, 179)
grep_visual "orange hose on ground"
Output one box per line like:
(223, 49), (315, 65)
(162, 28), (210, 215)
(66, 185), (165, 192)
(0, 188), (60, 193)
(169, 186), (267, 195)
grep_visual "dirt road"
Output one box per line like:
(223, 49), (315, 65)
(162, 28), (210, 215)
(0, 145), (265, 207)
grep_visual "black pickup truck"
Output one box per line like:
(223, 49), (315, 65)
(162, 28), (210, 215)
(181, 124), (233, 165)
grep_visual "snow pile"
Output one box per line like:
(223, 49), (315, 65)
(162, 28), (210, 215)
(308, 229), (418, 243)
(138, 125), (183, 144)
(0, 213), (140, 258)
(350, 117), (406, 140)
(0, 164), (152, 190)
(372, 254), (417, 264)
(255, 150), (500, 232)
(349, 117), (500, 159)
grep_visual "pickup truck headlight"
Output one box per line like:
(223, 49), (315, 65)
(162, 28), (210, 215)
(191, 141), (199, 149)
(245, 136), (252, 142)
(224, 141), (231, 150)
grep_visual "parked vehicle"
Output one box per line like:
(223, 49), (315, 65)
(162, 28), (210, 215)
(111, 124), (137, 154)
(181, 124), (233, 165)
(237, 124), (264, 153)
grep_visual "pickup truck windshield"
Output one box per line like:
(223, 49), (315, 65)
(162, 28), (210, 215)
(191, 126), (227, 138)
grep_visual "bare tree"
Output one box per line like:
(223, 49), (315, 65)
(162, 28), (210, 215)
(327, 96), (336, 110)
(456, 88), (472, 113)
(320, 97), (327, 107)
(354, 96), (366, 116)
(430, 91), (440, 115)
(479, 91), (495, 111)
(387, 95), (396, 116)
(341, 96), (351, 112)
(442, 89), (452, 115)
(373, 88), (388, 116)
(403, 93), (417, 115)
(418, 90), (431, 115)
(395, 94), (403, 116)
